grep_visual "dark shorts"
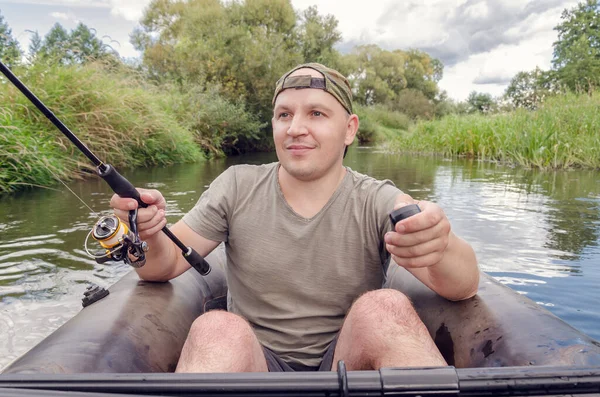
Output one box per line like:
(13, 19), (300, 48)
(263, 336), (338, 372)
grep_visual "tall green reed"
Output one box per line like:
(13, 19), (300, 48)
(0, 62), (202, 193)
(392, 93), (600, 169)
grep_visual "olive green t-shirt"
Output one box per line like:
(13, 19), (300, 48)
(182, 162), (401, 368)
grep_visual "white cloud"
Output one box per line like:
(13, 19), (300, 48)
(291, 0), (579, 100)
(438, 3), (574, 100)
(463, 1), (489, 19)
(108, 0), (151, 22)
(440, 30), (558, 100)
(50, 11), (69, 20)
(2, 0), (109, 8)
(49, 11), (78, 22)
(5, 0), (150, 19)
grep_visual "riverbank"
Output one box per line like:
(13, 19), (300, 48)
(390, 93), (600, 169)
(2, 63), (599, 195)
(0, 62), (202, 194)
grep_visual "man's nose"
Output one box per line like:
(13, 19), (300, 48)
(287, 115), (309, 137)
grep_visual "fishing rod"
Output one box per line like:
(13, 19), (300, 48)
(0, 60), (211, 276)
(1, 365), (600, 396)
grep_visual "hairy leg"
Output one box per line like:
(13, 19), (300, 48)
(175, 310), (268, 373)
(331, 289), (446, 370)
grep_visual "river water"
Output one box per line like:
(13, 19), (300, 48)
(0, 148), (599, 370)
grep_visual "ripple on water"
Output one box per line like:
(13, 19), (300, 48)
(0, 296), (84, 370)
(0, 220), (24, 234)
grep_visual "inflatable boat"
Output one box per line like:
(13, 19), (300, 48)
(3, 243), (600, 374)
(2, 246), (600, 396)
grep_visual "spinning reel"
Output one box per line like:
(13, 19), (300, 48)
(85, 210), (148, 268)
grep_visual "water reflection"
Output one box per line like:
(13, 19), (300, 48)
(0, 148), (598, 370)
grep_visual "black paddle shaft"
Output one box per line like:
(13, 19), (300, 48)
(0, 60), (210, 276)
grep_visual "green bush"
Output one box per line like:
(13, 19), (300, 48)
(165, 85), (268, 156)
(355, 104), (410, 143)
(392, 89), (435, 119)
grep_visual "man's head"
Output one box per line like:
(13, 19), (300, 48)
(273, 63), (354, 116)
(271, 63), (359, 181)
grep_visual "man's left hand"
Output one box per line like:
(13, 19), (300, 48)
(384, 197), (451, 269)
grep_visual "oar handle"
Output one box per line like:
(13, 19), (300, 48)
(389, 203), (421, 225)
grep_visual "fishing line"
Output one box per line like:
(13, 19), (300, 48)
(19, 140), (100, 217)
(0, 60), (212, 275)
(44, 162), (100, 218)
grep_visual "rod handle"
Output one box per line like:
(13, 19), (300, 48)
(184, 247), (211, 276)
(97, 164), (148, 208)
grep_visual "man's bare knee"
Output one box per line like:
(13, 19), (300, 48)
(347, 289), (421, 333)
(333, 289), (445, 370)
(187, 310), (254, 343)
(177, 311), (267, 373)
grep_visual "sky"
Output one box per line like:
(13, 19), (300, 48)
(0, 0), (580, 101)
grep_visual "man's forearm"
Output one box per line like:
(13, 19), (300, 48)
(134, 231), (180, 282)
(426, 232), (479, 301)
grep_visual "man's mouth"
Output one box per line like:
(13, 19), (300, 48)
(286, 144), (315, 154)
(287, 144), (314, 150)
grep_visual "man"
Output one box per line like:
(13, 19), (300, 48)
(110, 63), (479, 373)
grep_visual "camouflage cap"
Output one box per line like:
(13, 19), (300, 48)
(272, 63), (353, 114)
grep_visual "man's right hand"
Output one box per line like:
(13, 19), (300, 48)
(109, 188), (168, 241)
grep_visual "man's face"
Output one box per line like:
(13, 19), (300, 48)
(272, 69), (357, 182)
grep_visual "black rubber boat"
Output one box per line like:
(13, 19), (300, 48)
(3, 243), (600, 375)
(2, 247), (600, 396)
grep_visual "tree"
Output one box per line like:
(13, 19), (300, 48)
(403, 49), (443, 100)
(504, 67), (557, 109)
(69, 23), (110, 63)
(467, 91), (496, 113)
(27, 30), (42, 62)
(38, 23), (71, 64)
(343, 44), (443, 107)
(297, 6), (342, 67)
(393, 88), (435, 119)
(0, 12), (21, 67)
(552, 0), (600, 91)
(344, 45), (407, 106)
(37, 22), (111, 64)
(132, 0), (342, 125)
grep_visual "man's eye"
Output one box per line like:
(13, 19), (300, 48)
(312, 111), (322, 117)
(278, 112), (290, 119)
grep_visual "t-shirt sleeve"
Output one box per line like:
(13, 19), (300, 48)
(182, 166), (237, 242)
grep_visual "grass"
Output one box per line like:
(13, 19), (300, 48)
(391, 93), (600, 169)
(0, 62), (202, 193)
(355, 104), (410, 143)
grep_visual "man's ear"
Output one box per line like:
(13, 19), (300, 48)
(345, 114), (359, 146)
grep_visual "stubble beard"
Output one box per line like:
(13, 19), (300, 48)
(280, 160), (319, 182)
(280, 152), (344, 183)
